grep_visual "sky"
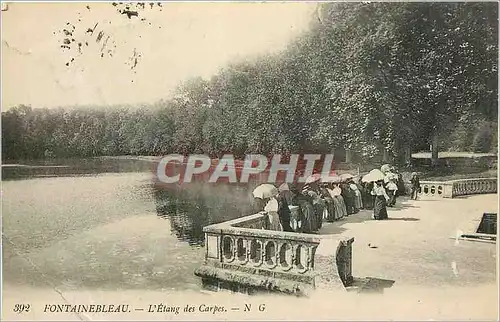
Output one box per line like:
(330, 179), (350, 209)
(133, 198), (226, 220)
(1, 2), (316, 110)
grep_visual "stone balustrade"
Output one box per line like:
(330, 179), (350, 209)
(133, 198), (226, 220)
(194, 212), (354, 296)
(450, 178), (497, 197)
(418, 181), (454, 198)
(419, 177), (497, 199)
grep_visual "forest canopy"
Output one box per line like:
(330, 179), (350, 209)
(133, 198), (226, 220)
(2, 2), (498, 163)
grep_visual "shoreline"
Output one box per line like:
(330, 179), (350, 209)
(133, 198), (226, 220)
(2, 154), (497, 183)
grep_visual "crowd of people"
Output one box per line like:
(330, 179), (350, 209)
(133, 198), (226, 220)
(253, 166), (421, 233)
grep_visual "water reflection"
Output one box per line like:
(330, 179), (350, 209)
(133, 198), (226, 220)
(3, 157), (262, 249)
(2, 170), (205, 290)
(155, 188), (206, 247)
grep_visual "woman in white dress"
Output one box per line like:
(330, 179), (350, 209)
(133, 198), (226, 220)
(350, 181), (364, 210)
(319, 182), (336, 223)
(386, 179), (398, 207)
(263, 196), (283, 231)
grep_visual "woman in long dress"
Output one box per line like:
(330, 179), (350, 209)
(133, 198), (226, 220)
(356, 178), (365, 210)
(286, 185), (315, 233)
(276, 192), (293, 232)
(330, 183), (347, 219)
(386, 179), (398, 207)
(371, 180), (390, 220)
(285, 187), (301, 233)
(296, 195), (316, 233)
(319, 182), (336, 222)
(361, 181), (374, 210)
(263, 197), (283, 231)
(325, 183), (338, 220)
(302, 183), (324, 230)
(254, 195), (282, 231)
(350, 181), (364, 211)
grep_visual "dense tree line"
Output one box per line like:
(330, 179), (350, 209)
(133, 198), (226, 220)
(2, 2), (498, 163)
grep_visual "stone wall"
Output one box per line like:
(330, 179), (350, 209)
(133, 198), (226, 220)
(419, 177), (497, 199)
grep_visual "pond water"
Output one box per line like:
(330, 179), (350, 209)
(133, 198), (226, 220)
(2, 158), (257, 291)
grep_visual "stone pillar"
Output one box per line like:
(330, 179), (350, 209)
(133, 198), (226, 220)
(442, 183), (454, 198)
(314, 237), (354, 290)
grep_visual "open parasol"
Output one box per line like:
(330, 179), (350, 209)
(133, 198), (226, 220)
(252, 184), (278, 199)
(362, 169), (385, 182)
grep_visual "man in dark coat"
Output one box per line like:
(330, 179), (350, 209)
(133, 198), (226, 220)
(410, 172), (420, 200)
(277, 192), (293, 232)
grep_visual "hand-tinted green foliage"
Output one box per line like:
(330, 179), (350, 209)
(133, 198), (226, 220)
(2, 2), (497, 162)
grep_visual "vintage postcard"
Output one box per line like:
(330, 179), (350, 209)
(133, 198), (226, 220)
(1, 1), (499, 321)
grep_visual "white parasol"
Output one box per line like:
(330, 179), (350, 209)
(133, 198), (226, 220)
(252, 184), (278, 199)
(362, 169), (385, 182)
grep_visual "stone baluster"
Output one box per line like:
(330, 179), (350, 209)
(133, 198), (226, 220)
(232, 236), (238, 260)
(221, 235), (236, 263)
(245, 238), (252, 263)
(249, 239), (263, 267)
(263, 240), (278, 269)
(278, 242), (293, 272)
(259, 238), (266, 266)
(305, 246), (313, 272)
(236, 237), (249, 264)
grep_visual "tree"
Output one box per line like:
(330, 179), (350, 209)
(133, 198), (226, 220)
(2, 2), (497, 164)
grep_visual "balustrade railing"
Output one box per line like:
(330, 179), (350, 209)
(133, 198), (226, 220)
(196, 212), (354, 294)
(419, 177), (497, 199)
(418, 181), (454, 198)
(450, 178), (497, 197)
